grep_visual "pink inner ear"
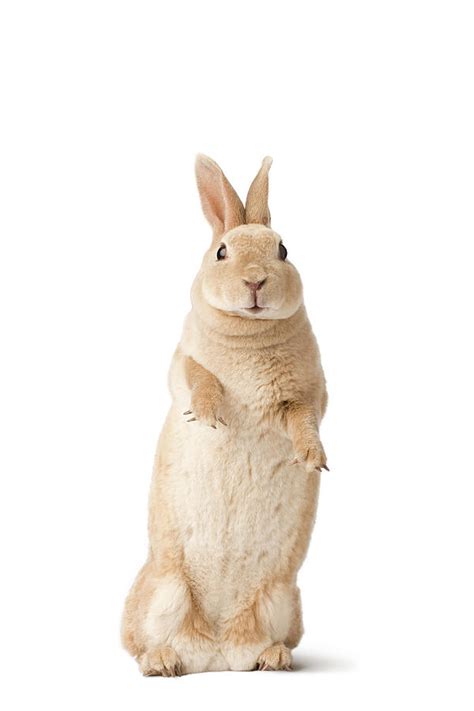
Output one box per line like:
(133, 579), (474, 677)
(202, 181), (225, 232)
(196, 156), (245, 237)
(221, 175), (246, 232)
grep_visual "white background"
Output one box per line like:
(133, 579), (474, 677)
(1, 1), (473, 709)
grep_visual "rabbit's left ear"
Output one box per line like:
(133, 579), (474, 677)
(195, 154), (246, 239)
(245, 156), (273, 227)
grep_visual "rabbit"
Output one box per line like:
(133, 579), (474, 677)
(121, 155), (328, 676)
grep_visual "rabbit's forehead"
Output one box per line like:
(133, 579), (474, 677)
(225, 225), (280, 252)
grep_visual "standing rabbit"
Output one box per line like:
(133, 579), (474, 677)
(121, 155), (328, 675)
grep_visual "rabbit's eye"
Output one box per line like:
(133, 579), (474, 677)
(279, 243), (288, 261)
(216, 244), (227, 260)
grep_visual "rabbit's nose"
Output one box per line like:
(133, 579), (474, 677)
(243, 279), (267, 292)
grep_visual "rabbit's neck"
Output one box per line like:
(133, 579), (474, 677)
(187, 304), (310, 352)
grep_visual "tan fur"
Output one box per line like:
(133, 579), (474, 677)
(122, 156), (328, 675)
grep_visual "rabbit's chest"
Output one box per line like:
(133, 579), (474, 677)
(221, 350), (299, 413)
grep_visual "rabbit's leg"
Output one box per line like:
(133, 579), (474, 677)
(255, 587), (302, 670)
(182, 356), (227, 428)
(121, 568), (189, 675)
(221, 582), (294, 671)
(144, 574), (224, 674)
(283, 401), (328, 472)
(121, 559), (157, 658)
(285, 586), (304, 649)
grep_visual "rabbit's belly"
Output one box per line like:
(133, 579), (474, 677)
(166, 419), (316, 621)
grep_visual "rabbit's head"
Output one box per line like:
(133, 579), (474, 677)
(192, 155), (303, 324)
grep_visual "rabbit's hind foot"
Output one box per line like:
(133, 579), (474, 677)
(139, 646), (183, 677)
(256, 643), (293, 671)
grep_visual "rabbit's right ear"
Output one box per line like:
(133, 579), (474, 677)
(195, 155), (245, 238)
(245, 156), (273, 227)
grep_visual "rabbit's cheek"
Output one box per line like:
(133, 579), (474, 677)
(201, 277), (229, 311)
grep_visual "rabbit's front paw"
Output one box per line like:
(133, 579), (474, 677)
(183, 391), (227, 429)
(290, 435), (329, 473)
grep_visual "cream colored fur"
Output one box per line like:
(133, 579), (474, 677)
(121, 155), (328, 675)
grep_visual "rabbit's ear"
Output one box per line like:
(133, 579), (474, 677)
(245, 156), (273, 227)
(195, 154), (245, 238)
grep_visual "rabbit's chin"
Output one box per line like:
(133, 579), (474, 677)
(230, 304), (299, 320)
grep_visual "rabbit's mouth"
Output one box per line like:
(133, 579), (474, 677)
(244, 306), (266, 315)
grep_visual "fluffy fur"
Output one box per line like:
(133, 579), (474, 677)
(121, 155), (328, 675)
